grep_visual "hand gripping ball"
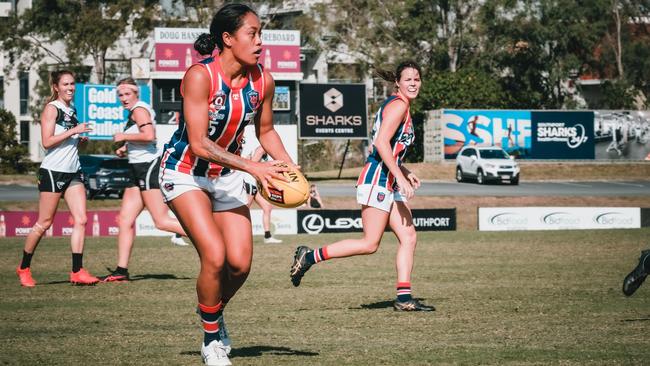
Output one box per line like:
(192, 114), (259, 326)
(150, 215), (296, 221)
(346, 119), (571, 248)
(259, 163), (310, 208)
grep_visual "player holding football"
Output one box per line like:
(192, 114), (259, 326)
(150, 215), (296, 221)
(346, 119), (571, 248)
(290, 61), (435, 312)
(158, 4), (295, 365)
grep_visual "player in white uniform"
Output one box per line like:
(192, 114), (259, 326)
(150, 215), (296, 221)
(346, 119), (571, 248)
(100, 78), (189, 283)
(241, 141), (282, 243)
(16, 70), (99, 287)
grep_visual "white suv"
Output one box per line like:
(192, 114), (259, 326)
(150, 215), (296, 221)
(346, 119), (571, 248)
(455, 146), (520, 185)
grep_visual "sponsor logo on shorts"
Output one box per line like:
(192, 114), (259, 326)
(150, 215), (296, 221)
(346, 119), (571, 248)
(56, 181), (65, 190)
(377, 192), (385, 202)
(164, 182), (174, 191)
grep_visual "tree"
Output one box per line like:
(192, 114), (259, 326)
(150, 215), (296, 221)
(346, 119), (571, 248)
(0, 1), (158, 84)
(0, 109), (28, 174)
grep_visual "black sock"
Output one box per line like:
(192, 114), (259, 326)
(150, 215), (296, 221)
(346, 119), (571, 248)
(72, 253), (83, 273)
(20, 251), (34, 269)
(115, 266), (129, 275)
(643, 251), (650, 272)
(264, 231), (271, 239)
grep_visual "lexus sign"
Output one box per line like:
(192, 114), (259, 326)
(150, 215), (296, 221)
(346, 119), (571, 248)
(298, 209), (456, 234)
(299, 83), (367, 139)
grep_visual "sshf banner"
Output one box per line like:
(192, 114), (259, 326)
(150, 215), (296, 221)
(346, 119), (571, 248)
(74, 83), (151, 140)
(298, 209), (456, 234)
(442, 110), (532, 159)
(299, 83), (367, 139)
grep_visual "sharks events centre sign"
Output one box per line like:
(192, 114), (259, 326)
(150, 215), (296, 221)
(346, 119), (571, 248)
(299, 83), (367, 139)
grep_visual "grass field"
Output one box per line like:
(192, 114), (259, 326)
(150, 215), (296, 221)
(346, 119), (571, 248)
(2, 229), (649, 365)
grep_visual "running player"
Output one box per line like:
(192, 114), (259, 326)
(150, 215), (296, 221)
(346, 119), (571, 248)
(290, 61), (435, 312)
(100, 77), (189, 283)
(158, 4), (295, 365)
(16, 70), (99, 287)
(243, 145), (282, 244)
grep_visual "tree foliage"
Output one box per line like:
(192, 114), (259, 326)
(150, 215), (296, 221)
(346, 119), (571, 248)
(0, 109), (29, 174)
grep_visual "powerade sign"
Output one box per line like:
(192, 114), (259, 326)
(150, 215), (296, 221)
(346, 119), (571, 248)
(74, 83), (151, 140)
(299, 83), (367, 139)
(531, 111), (594, 159)
(298, 209), (456, 234)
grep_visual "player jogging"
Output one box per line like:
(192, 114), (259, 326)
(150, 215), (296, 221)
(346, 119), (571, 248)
(100, 77), (189, 283)
(158, 4), (296, 365)
(290, 61), (435, 312)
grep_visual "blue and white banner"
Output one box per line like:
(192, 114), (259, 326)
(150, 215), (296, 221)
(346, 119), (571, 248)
(531, 111), (594, 159)
(74, 83), (151, 140)
(442, 110), (532, 159)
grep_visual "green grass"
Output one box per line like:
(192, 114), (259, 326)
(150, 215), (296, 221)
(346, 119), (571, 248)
(1, 230), (650, 365)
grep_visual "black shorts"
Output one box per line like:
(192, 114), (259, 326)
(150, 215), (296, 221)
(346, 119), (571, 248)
(38, 168), (83, 193)
(128, 158), (160, 191)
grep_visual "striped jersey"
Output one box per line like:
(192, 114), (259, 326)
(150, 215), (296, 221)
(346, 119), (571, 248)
(161, 56), (266, 177)
(357, 94), (415, 190)
(123, 101), (158, 164)
(40, 100), (81, 173)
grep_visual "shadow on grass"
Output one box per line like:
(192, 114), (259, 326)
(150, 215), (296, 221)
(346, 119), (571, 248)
(181, 346), (318, 358)
(622, 317), (650, 322)
(351, 298), (432, 310)
(42, 273), (192, 285)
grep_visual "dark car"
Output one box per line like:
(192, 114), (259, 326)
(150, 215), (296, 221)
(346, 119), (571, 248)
(79, 155), (131, 199)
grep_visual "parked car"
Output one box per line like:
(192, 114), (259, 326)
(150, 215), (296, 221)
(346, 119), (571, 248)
(79, 154), (131, 199)
(455, 146), (520, 185)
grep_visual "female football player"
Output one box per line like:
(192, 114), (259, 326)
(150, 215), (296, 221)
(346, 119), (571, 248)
(100, 77), (189, 283)
(158, 4), (295, 365)
(16, 70), (98, 287)
(290, 61), (436, 312)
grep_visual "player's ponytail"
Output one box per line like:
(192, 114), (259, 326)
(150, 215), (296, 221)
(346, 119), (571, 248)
(48, 70), (75, 103)
(194, 33), (218, 56)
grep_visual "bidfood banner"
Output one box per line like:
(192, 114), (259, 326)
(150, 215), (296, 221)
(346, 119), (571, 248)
(442, 110), (532, 159)
(479, 207), (641, 231)
(530, 111), (594, 159)
(299, 83), (367, 139)
(298, 209), (456, 234)
(74, 83), (151, 140)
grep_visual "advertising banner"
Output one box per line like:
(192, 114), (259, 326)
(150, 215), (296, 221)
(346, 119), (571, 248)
(74, 83), (151, 140)
(530, 111), (594, 159)
(299, 83), (367, 139)
(154, 27), (207, 72)
(154, 28), (301, 78)
(478, 207), (641, 231)
(273, 86), (291, 111)
(594, 110), (650, 160)
(297, 209), (456, 234)
(0, 211), (120, 238)
(442, 110), (531, 159)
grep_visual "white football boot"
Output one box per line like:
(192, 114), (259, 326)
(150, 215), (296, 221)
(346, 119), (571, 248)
(201, 340), (232, 366)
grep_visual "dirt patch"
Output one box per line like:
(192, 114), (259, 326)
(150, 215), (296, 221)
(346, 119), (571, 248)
(308, 161), (650, 182)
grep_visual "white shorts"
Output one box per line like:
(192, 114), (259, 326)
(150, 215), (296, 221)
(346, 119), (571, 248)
(356, 184), (406, 213)
(159, 168), (248, 212)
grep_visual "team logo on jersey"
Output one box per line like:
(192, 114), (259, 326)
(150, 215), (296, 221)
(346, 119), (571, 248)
(212, 90), (226, 111)
(377, 192), (385, 202)
(247, 90), (260, 109)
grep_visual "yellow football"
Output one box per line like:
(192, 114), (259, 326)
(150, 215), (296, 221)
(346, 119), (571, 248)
(259, 163), (309, 208)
